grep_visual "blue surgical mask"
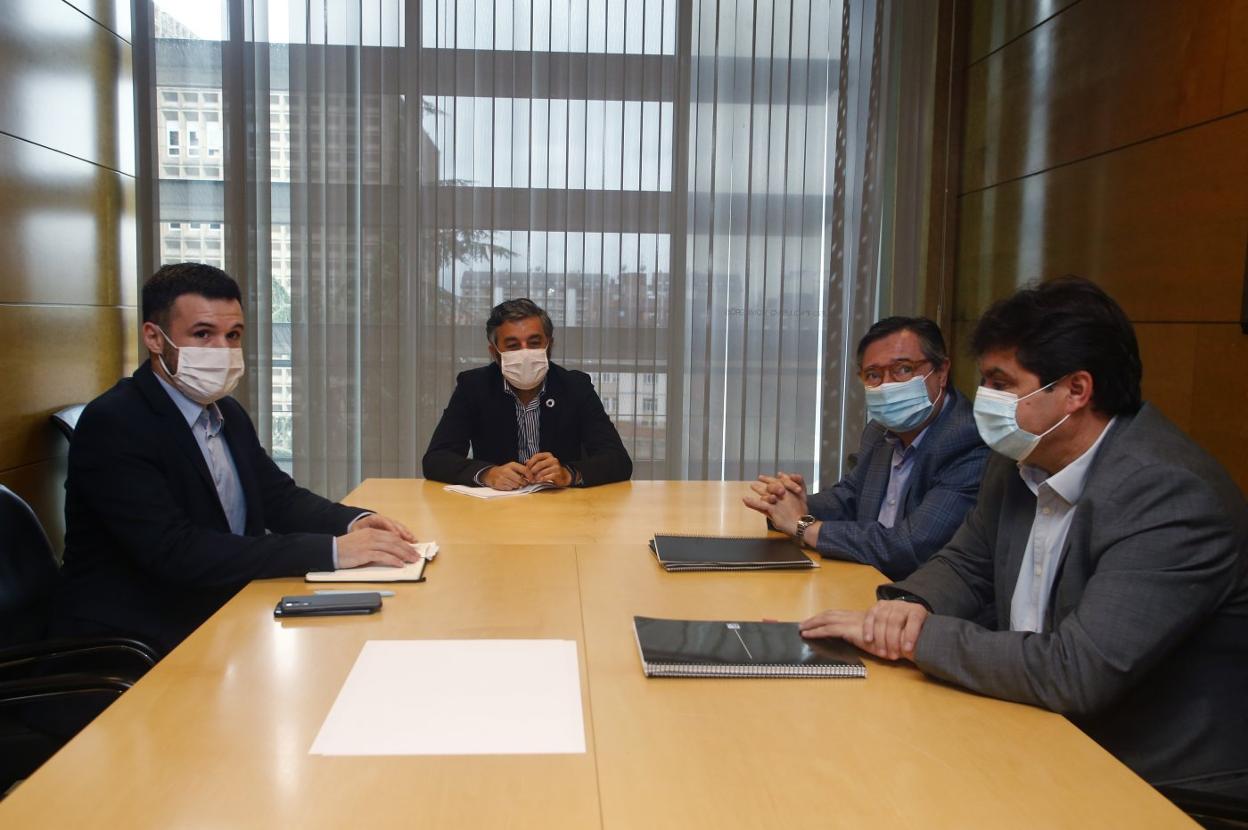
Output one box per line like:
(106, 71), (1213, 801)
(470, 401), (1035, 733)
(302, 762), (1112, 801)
(973, 380), (1070, 462)
(864, 374), (940, 432)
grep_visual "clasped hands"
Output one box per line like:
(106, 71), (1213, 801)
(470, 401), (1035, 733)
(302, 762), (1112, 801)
(482, 452), (572, 490)
(741, 471), (809, 537)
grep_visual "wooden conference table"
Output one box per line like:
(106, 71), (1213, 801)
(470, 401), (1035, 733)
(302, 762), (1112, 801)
(0, 481), (1191, 828)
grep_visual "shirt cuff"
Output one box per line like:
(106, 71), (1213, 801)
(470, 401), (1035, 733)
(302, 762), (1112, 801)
(474, 467), (492, 486)
(565, 464), (583, 487)
(335, 512), (373, 569)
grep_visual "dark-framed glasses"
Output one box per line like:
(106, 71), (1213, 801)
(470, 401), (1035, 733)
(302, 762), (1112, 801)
(858, 359), (931, 388)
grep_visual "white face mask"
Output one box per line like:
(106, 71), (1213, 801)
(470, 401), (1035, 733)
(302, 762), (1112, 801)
(972, 379), (1070, 462)
(157, 328), (245, 405)
(499, 348), (549, 391)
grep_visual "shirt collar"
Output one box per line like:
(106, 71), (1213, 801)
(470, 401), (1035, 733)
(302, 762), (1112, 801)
(1018, 416), (1117, 504)
(154, 370), (222, 432)
(502, 376), (547, 402)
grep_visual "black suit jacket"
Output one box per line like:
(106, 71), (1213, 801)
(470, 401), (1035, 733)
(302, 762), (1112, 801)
(54, 362), (367, 654)
(422, 362), (632, 487)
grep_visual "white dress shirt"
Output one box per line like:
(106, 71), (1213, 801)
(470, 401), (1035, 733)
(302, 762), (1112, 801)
(1009, 417), (1116, 632)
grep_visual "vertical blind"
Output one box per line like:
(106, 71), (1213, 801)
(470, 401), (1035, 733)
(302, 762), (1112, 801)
(148, 0), (903, 498)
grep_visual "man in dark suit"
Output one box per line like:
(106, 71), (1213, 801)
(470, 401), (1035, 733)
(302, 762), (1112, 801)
(55, 263), (422, 655)
(801, 278), (1248, 796)
(422, 298), (632, 489)
(743, 317), (990, 580)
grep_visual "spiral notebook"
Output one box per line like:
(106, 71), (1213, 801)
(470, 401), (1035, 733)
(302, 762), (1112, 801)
(649, 534), (816, 571)
(633, 616), (865, 678)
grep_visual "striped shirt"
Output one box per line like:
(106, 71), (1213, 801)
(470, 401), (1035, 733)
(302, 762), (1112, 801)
(505, 378), (545, 463)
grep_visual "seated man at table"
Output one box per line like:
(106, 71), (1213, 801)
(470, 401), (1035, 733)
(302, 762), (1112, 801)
(54, 263), (422, 655)
(799, 277), (1248, 796)
(743, 316), (989, 580)
(422, 297), (632, 489)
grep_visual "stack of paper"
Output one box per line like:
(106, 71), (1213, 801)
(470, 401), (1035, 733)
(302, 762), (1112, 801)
(443, 482), (556, 499)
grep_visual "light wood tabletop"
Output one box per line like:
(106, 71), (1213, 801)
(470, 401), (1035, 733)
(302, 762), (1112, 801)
(0, 481), (1193, 828)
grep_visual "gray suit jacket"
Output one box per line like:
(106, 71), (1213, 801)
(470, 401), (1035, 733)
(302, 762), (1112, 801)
(808, 387), (990, 580)
(885, 404), (1248, 790)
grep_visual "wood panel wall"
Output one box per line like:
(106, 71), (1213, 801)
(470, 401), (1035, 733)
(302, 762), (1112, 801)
(0, 0), (138, 550)
(952, 0), (1248, 492)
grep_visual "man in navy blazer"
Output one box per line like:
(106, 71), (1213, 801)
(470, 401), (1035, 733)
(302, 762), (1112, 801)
(744, 317), (989, 580)
(54, 263), (422, 655)
(422, 298), (632, 489)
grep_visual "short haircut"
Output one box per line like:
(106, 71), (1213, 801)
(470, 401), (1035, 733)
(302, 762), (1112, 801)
(856, 316), (949, 369)
(486, 298), (554, 346)
(142, 263), (243, 328)
(970, 275), (1142, 416)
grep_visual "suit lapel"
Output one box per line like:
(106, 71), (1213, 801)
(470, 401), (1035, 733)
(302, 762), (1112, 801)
(219, 402), (264, 536)
(133, 363), (230, 530)
(858, 437), (893, 519)
(538, 364), (563, 452)
(486, 363), (520, 461)
(996, 473), (1037, 627)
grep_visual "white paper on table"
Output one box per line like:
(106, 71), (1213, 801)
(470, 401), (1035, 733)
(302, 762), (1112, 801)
(309, 639), (587, 755)
(443, 482), (556, 499)
(305, 542), (439, 583)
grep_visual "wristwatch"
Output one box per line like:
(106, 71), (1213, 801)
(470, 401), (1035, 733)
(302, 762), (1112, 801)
(793, 514), (817, 546)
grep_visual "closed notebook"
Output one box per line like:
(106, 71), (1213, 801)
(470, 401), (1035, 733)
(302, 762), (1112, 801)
(306, 542), (438, 583)
(650, 534), (815, 571)
(633, 616), (866, 678)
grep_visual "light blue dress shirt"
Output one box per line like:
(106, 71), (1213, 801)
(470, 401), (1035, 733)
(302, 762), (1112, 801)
(875, 397), (947, 528)
(154, 373), (247, 535)
(1010, 417), (1116, 632)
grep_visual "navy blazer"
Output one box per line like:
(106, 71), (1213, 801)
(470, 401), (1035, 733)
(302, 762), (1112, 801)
(54, 362), (367, 654)
(806, 386), (990, 580)
(422, 361), (632, 487)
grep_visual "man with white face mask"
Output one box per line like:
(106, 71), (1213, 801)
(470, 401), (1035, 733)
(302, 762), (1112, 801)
(743, 317), (989, 580)
(800, 277), (1248, 798)
(54, 264), (422, 655)
(422, 298), (632, 489)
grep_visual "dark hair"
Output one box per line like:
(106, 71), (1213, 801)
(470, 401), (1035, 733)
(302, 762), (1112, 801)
(856, 316), (949, 369)
(142, 262), (242, 327)
(970, 275), (1142, 416)
(486, 298), (554, 345)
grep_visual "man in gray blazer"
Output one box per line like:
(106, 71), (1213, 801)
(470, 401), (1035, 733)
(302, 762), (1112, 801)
(800, 277), (1248, 796)
(744, 317), (989, 580)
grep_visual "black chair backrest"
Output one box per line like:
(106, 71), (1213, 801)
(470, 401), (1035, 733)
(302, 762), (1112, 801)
(50, 404), (86, 443)
(0, 485), (59, 648)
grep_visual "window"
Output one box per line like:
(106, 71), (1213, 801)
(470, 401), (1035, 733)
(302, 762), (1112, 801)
(166, 120), (180, 156)
(187, 122), (200, 158)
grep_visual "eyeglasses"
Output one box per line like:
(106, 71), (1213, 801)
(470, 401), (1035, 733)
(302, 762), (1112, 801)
(858, 359), (932, 388)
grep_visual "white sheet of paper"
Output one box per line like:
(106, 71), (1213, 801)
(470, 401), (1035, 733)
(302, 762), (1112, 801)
(309, 639), (587, 755)
(443, 483), (555, 499)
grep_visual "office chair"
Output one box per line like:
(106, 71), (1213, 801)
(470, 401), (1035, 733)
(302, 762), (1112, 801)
(49, 404), (86, 443)
(0, 485), (157, 794)
(1157, 785), (1248, 830)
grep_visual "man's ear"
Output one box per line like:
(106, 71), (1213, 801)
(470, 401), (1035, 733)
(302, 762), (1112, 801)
(488, 341), (500, 362)
(1065, 370), (1095, 412)
(141, 321), (165, 357)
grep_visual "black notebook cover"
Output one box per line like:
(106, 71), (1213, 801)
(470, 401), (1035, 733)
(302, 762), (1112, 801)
(650, 534), (815, 571)
(633, 616), (865, 678)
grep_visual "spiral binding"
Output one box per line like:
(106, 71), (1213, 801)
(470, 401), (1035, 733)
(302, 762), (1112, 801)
(645, 661), (865, 678)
